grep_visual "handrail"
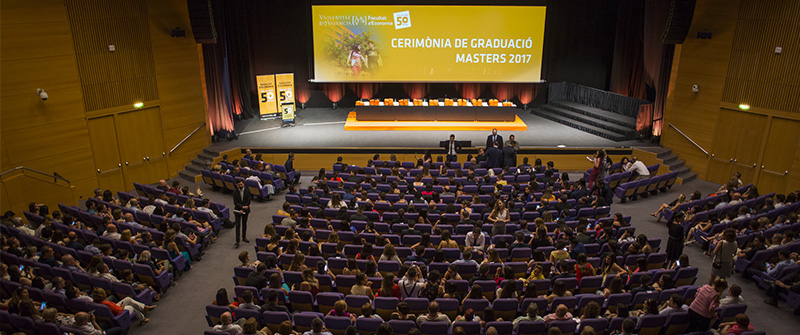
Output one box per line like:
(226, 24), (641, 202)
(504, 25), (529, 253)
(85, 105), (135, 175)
(0, 166), (70, 186)
(170, 122), (206, 155)
(668, 123), (708, 156)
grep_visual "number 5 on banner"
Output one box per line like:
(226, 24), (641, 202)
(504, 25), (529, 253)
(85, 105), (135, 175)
(279, 90), (293, 101)
(261, 91), (274, 103)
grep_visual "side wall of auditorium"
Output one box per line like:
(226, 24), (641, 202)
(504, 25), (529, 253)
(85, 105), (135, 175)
(0, 0), (210, 214)
(662, 0), (800, 195)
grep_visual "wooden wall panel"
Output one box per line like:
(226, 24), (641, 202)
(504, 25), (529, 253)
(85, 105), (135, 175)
(146, 0), (210, 179)
(1, 86), (85, 132)
(156, 75), (207, 129)
(1, 0), (211, 215)
(661, 0), (742, 180)
(722, 0), (800, 113)
(0, 0), (70, 24)
(2, 118), (91, 164)
(65, 0), (159, 111)
(0, 55), (82, 97)
(789, 137), (800, 192)
(0, 22), (74, 61)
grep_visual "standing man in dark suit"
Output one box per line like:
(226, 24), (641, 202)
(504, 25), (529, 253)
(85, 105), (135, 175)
(486, 128), (503, 149)
(486, 141), (502, 168)
(502, 140), (517, 168)
(233, 179), (252, 248)
(443, 134), (462, 163)
(285, 153), (301, 186)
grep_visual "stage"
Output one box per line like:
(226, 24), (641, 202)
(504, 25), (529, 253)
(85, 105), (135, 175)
(216, 108), (655, 150)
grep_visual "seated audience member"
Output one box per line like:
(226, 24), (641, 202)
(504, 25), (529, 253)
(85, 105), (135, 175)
(304, 317), (333, 335)
(260, 290), (289, 313)
(719, 284), (744, 306)
(325, 300), (356, 323)
(359, 302), (382, 319)
(390, 301), (416, 322)
(543, 304), (573, 325)
(659, 294), (688, 314)
(763, 266), (800, 306)
(245, 263), (268, 290)
(91, 287), (155, 326)
(72, 311), (118, 335)
(513, 303), (543, 330)
(237, 290), (259, 310)
(415, 301), (451, 325)
(350, 273), (375, 298)
(718, 313), (754, 335)
(619, 318), (636, 335)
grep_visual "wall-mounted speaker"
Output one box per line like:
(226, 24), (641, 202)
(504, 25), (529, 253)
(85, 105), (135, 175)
(662, 0), (697, 44)
(187, 0), (216, 44)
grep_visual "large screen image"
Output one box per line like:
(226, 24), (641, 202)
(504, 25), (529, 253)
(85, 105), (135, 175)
(311, 5), (547, 82)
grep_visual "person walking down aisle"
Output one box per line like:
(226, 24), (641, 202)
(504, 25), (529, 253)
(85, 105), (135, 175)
(233, 179), (252, 248)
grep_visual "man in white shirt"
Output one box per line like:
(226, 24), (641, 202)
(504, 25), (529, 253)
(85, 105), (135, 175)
(444, 134), (462, 163)
(213, 312), (243, 335)
(122, 213), (143, 228)
(245, 174), (275, 195)
(415, 301), (452, 325)
(625, 157), (650, 180)
(196, 199), (218, 220)
(453, 247), (480, 267)
(465, 226), (486, 251)
(102, 224), (121, 240)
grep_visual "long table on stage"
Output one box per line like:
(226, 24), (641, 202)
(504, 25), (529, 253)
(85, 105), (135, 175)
(355, 106), (516, 122)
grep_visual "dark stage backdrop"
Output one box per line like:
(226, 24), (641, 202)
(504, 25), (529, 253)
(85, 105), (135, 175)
(203, 0), (622, 132)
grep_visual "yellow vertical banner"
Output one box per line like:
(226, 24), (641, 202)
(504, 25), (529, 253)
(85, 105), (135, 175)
(275, 73), (296, 123)
(256, 75), (278, 118)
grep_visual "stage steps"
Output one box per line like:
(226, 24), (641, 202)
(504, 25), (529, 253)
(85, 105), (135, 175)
(639, 147), (697, 184)
(551, 100), (637, 129)
(532, 101), (638, 141)
(178, 148), (222, 183)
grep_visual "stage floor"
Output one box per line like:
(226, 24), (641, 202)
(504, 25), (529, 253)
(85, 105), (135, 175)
(344, 111), (528, 131)
(215, 108), (657, 150)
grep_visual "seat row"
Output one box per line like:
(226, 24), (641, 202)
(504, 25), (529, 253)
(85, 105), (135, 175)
(1, 225), (174, 294)
(583, 164), (660, 190)
(614, 172), (679, 203)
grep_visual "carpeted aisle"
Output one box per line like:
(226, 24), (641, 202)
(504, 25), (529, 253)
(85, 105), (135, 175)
(132, 175), (800, 335)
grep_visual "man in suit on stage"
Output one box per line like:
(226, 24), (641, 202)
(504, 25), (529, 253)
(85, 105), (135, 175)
(486, 141), (503, 168)
(233, 179), (252, 248)
(443, 134), (462, 163)
(486, 128), (503, 149)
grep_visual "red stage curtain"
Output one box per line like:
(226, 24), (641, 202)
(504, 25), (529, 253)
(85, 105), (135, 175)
(609, 0), (647, 100)
(323, 83), (345, 103)
(296, 82), (311, 104)
(516, 83), (541, 105)
(636, 104), (654, 132)
(491, 83), (514, 101)
(609, 0), (671, 136)
(202, 43), (235, 135)
(457, 83), (482, 99)
(643, 0), (672, 136)
(403, 83), (427, 99)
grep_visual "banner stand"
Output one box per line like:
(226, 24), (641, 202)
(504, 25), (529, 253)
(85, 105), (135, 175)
(276, 73), (296, 127)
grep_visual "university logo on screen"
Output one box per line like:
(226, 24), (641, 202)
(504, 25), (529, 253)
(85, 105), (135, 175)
(393, 10), (411, 30)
